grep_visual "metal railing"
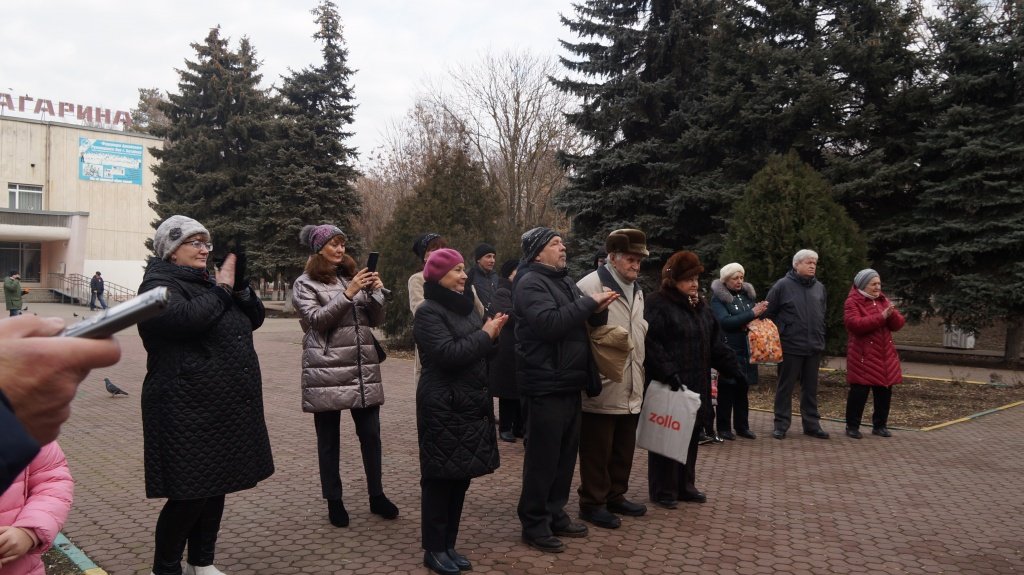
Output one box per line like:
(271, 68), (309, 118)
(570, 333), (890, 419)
(48, 273), (136, 306)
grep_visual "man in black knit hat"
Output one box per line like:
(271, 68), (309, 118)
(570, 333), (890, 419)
(513, 227), (618, 553)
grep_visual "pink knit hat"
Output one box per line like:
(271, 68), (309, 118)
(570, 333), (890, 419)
(424, 248), (464, 282)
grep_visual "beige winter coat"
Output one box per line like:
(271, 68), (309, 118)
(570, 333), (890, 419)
(577, 267), (648, 414)
(293, 273), (386, 412)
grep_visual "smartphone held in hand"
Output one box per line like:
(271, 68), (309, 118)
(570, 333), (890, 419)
(63, 287), (170, 339)
(366, 252), (380, 273)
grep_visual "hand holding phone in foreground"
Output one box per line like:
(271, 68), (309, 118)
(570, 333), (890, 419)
(0, 315), (121, 444)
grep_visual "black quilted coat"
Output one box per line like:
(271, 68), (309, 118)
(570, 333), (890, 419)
(413, 282), (500, 480)
(137, 258), (274, 499)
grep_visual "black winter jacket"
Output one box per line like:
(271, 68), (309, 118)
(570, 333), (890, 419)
(513, 263), (600, 397)
(414, 282), (500, 480)
(644, 287), (742, 407)
(138, 258), (274, 499)
(487, 278), (519, 399)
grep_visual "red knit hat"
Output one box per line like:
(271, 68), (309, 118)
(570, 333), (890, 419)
(424, 248), (465, 282)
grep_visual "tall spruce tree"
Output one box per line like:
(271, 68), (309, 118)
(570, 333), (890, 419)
(889, 0), (1024, 364)
(375, 143), (498, 343)
(149, 28), (276, 249)
(722, 152), (867, 354)
(554, 0), (727, 268)
(246, 0), (362, 282)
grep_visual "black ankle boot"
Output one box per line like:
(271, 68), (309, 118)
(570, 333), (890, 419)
(327, 499), (349, 527)
(370, 494), (399, 519)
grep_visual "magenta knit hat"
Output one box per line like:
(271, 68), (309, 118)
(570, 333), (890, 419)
(424, 248), (464, 282)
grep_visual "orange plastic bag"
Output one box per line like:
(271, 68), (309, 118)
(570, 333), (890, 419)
(746, 318), (783, 364)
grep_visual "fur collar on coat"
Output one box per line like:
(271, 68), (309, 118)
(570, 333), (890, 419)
(710, 279), (756, 304)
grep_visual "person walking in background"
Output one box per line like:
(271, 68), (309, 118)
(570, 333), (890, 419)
(466, 243), (498, 317)
(5, 271), (25, 317)
(710, 263), (768, 440)
(490, 259), (523, 443)
(843, 269), (906, 439)
(765, 249), (829, 440)
(139, 215), (274, 575)
(414, 249), (507, 575)
(0, 441), (73, 575)
(89, 271), (108, 311)
(514, 227), (618, 553)
(644, 251), (746, 509)
(293, 224), (399, 529)
(575, 229), (650, 529)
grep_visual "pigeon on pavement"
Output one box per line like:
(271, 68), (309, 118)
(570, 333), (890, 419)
(104, 377), (128, 397)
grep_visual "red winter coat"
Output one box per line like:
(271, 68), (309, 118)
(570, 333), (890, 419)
(844, 285), (906, 387)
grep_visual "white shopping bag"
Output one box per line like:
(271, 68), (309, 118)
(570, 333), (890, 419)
(636, 380), (701, 464)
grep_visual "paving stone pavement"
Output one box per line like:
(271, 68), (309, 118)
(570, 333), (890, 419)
(57, 317), (1023, 575)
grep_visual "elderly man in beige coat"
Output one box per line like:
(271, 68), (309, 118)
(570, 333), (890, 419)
(575, 228), (649, 529)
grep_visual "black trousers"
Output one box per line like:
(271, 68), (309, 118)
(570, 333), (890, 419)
(717, 363), (756, 433)
(498, 398), (523, 434)
(648, 418), (702, 501)
(517, 392), (581, 539)
(578, 412), (639, 508)
(152, 495), (225, 575)
(313, 406), (384, 501)
(421, 477), (471, 552)
(773, 353), (823, 432)
(845, 384), (893, 429)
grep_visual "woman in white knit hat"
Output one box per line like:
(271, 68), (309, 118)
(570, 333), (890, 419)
(709, 262), (768, 440)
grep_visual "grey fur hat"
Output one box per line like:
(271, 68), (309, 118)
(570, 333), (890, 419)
(154, 215), (210, 260)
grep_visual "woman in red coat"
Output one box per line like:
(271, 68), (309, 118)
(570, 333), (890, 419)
(844, 269), (906, 439)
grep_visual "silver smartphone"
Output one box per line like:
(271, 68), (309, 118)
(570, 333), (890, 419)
(62, 287), (170, 339)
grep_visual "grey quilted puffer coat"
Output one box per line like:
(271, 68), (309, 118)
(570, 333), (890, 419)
(138, 258), (274, 500)
(413, 282), (499, 479)
(293, 273), (386, 412)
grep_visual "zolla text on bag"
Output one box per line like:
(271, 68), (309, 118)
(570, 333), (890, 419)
(648, 411), (682, 430)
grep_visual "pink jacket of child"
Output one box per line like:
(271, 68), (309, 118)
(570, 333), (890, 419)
(0, 442), (74, 575)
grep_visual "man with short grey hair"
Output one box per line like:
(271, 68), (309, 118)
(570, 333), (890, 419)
(765, 249), (829, 439)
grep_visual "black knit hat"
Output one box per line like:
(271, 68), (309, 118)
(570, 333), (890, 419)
(412, 233), (443, 261)
(521, 227), (560, 263)
(500, 258), (519, 279)
(474, 243), (496, 262)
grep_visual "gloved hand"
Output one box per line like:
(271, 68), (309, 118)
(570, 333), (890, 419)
(232, 247), (248, 291)
(668, 374), (684, 392)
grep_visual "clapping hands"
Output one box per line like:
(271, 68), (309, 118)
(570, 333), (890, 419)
(483, 313), (509, 340)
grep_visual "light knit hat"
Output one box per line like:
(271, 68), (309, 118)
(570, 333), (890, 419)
(719, 262), (745, 282)
(154, 215), (210, 260)
(854, 268), (879, 290)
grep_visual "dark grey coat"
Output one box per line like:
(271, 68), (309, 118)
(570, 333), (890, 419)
(138, 259), (274, 499)
(414, 282), (500, 480)
(765, 269), (827, 355)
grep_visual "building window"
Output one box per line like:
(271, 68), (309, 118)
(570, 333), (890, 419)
(7, 184), (44, 211)
(0, 242), (41, 282)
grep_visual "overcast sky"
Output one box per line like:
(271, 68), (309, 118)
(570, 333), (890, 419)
(1, 0), (577, 161)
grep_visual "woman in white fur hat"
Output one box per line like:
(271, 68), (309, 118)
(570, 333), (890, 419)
(709, 262), (768, 440)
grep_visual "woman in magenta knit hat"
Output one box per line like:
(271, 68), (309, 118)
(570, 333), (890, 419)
(414, 248), (508, 575)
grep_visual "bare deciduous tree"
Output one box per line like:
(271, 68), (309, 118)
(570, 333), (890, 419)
(429, 50), (580, 231)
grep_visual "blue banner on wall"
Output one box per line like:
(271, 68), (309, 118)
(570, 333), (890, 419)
(78, 138), (143, 185)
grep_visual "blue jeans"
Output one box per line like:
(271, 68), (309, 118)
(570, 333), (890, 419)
(90, 291), (108, 310)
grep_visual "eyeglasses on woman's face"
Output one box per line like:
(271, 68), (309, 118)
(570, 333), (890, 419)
(186, 240), (213, 251)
